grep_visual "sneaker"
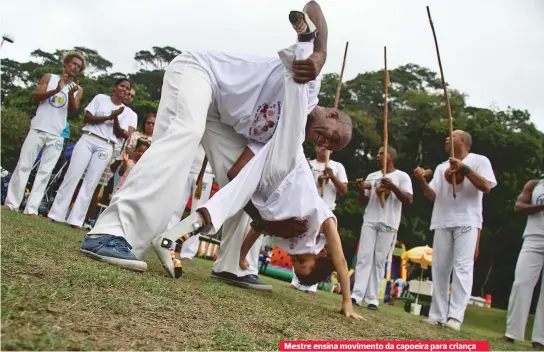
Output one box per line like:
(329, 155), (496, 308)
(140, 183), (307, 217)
(80, 234), (147, 272)
(82, 221), (93, 230)
(288, 11), (317, 42)
(151, 213), (203, 279)
(351, 298), (361, 306)
(423, 318), (442, 327)
(444, 318), (461, 331)
(532, 342), (544, 350)
(211, 271), (272, 291)
(367, 304), (379, 311)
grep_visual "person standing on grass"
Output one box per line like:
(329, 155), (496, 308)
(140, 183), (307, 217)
(505, 179), (544, 349)
(351, 146), (413, 311)
(414, 130), (497, 331)
(48, 79), (137, 229)
(291, 145), (348, 295)
(4, 51), (85, 216)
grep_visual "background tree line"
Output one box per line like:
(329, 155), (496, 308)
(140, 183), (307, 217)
(1, 46), (543, 310)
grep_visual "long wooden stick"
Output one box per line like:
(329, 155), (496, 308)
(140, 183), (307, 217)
(194, 156), (208, 200)
(321, 41), (349, 197)
(427, 6), (456, 199)
(380, 46), (389, 208)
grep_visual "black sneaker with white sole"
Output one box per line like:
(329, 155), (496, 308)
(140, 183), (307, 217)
(211, 271), (272, 291)
(367, 304), (379, 311)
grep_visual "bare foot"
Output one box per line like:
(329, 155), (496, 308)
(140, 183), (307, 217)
(47, 218), (55, 223)
(29, 214), (38, 218)
(306, 291), (317, 296)
(70, 225), (81, 230)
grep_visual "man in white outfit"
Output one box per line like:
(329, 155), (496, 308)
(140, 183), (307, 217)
(5, 52), (85, 216)
(48, 79), (137, 229)
(291, 146), (348, 294)
(414, 130), (497, 331)
(149, 33), (360, 321)
(505, 179), (544, 349)
(80, 2), (339, 291)
(167, 144), (216, 260)
(351, 146), (413, 310)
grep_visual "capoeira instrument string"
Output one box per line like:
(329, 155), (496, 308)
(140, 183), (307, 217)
(427, 6), (457, 199)
(194, 155), (208, 200)
(321, 41), (349, 197)
(379, 46), (389, 208)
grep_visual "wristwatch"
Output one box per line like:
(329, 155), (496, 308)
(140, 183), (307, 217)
(461, 165), (471, 175)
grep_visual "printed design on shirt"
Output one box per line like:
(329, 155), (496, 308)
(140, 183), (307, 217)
(55, 140), (63, 151)
(97, 150), (109, 160)
(536, 194), (544, 205)
(461, 226), (472, 233)
(249, 101), (281, 143)
(49, 92), (67, 108)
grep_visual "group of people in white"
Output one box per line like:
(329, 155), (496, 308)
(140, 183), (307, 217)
(3, 1), (543, 347)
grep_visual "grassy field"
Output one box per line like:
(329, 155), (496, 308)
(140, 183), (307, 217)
(1, 210), (535, 350)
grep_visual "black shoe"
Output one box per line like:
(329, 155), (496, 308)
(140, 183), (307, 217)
(351, 298), (361, 306)
(211, 271), (272, 291)
(367, 304), (379, 311)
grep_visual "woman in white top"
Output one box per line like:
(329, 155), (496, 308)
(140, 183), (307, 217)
(48, 79), (137, 229)
(4, 52), (85, 216)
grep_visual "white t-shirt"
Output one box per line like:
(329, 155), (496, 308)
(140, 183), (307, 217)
(82, 94), (137, 144)
(429, 153), (497, 230)
(363, 169), (413, 230)
(309, 159), (348, 211)
(523, 179), (544, 237)
(30, 74), (79, 137)
(181, 42), (322, 144)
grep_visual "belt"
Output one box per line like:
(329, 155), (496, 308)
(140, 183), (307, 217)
(85, 132), (115, 145)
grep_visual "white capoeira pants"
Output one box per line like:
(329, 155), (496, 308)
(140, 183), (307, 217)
(167, 172), (214, 259)
(49, 134), (113, 227)
(161, 42), (313, 268)
(505, 234), (544, 344)
(291, 268), (318, 292)
(429, 226), (479, 324)
(5, 129), (64, 215)
(351, 222), (396, 306)
(88, 53), (262, 276)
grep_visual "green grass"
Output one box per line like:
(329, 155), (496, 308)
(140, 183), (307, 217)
(0, 210), (535, 350)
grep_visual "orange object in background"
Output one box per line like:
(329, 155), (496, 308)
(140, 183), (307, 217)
(269, 246), (293, 270)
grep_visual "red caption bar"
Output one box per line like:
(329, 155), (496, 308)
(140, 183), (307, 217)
(280, 340), (489, 352)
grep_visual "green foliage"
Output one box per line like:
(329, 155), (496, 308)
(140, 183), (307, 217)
(1, 107), (31, 171)
(1, 47), (543, 311)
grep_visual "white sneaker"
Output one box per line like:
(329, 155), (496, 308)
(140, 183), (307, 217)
(151, 212), (204, 279)
(288, 11), (317, 42)
(423, 318), (442, 326)
(445, 318), (461, 331)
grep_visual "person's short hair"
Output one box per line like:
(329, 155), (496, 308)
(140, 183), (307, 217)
(296, 256), (335, 286)
(114, 78), (131, 88)
(136, 138), (151, 149)
(62, 51), (86, 73)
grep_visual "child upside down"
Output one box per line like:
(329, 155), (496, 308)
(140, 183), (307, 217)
(151, 19), (361, 320)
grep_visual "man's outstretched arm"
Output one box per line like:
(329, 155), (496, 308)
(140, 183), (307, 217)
(304, 1), (328, 56)
(293, 1), (328, 83)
